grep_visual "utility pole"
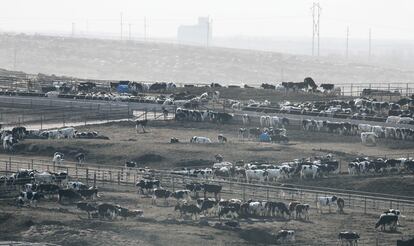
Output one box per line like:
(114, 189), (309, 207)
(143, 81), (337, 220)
(311, 2), (321, 56)
(13, 45), (17, 70)
(346, 26), (349, 58)
(206, 16), (211, 47)
(368, 28), (372, 58)
(120, 12), (123, 40)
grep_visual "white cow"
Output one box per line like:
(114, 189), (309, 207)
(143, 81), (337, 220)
(300, 165), (319, 179)
(358, 124), (372, 133)
(212, 161), (233, 169)
(34, 172), (54, 184)
(386, 116), (400, 124)
(248, 201), (267, 216)
(190, 136), (212, 143)
(398, 117), (413, 124)
(317, 195), (338, 213)
(242, 114), (250, 125)
(2, 134), (16, 151)
(52, 152), (64, 165)
(361, 132), (378, 146)
(271, 116), (280, 127)
(245, 169), (267, 182)
(58, 127), (76, 139)
(266, 168), (287, 181)
(372, 126), (384, 138)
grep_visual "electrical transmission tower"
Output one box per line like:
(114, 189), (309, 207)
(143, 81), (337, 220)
(311, 2), (321, 56)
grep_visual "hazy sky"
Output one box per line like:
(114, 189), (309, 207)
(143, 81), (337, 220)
(0, 0), (413, 40)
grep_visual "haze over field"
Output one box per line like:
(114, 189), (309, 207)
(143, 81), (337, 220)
(1, 34), (414, 85)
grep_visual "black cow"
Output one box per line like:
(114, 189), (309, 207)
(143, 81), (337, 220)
(77, 202), (97, 218)
(218, 206), (239, 220)
(152, 188), (172, 205)
(78, 187), (99, 200)
(136, 179), (160, 194)
(338, 231), (359, 246)
(174, 203), (201, 220)
(397, 237), (414, 246)
(375, 214), (398, 231)
(261, 83), (275, 90)
(17, 191), (44, 207)
(171, 190), (191, 201)
(202, 183), (222, 200)
(58, 189), (83, 203)
(200, 199), (217, 216)
(125, 161), (137, 168)
(265, 201), (290, 217)
(170, 137), (179, 143)
(185, 182), (202, 197)
(320, 83), (335, 91)
(97, 203), (120, 220)
(135, 119), (148, 133)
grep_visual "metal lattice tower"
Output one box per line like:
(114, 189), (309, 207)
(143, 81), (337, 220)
(311, 2), (321, 56)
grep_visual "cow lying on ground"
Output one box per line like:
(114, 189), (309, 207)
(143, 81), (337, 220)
(338, 231), (359, 246)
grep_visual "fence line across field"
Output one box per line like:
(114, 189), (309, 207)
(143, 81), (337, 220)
(1, 156), (414, 218)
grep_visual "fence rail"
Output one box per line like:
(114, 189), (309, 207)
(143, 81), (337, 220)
(1, 156), (414, 215)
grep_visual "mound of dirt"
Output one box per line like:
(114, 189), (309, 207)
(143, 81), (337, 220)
(238, 228), (276, 244)
(133, 154), (164, 164)
(174, 159), (214, 167)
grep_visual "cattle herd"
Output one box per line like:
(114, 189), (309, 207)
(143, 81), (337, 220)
(2, 164), (408, 245)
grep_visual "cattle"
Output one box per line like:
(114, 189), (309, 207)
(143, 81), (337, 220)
(248, 201), (267, 216)
(246, 169), (267, 183)
(97, 203), (120, 220)
(174, 203), (201, 220)
(78, 187), (99, 200)
(242, 114), (250, 125)
(317, 195), (339, 213)
(266, 168), (288, 181)
(170, 137), (179, 143)
(190, 136), (212, 144)
(300, 165), (319, 179)
(68, 181), (88, 191)
(288, 201), (301, 218)
(384, 209), (404, 226)
(265, 201), (290, 218)
(17, 191), (44, 207)
(338, 231), (359, 246)
(125, 161), (137, 168)
(136, 179), (160, 195)
(75, 153), (85, 165)
(36, 183), (60, 195)
(275, 230), (295, 243)
(217, 134), (227, 143)
(200, 199), (218, 216)
(152, 188), (172, 205)
(58, 189), (84, 203)
(375, 213), (398, 231)
(58, 127), (76, 139)
(52, 152), (64, 165)
(261, 83), (275, 90)
(2, 134), (18, 152)
(218, 206), (239, 220)
(135, 119), (148, 133)
(337, 197), (345, 213)
(34, 172), (54, 184)
(397, 237), (414, 246)
(295, 204), (310, 220)
(202, 183), (222, 200)
(116, 206), (144, 220)
(171, 190), (191, 202)
(77, 202), (97, 218)
(361, 132), (378, 146)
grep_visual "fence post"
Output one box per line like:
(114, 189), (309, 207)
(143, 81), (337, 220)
(31, 159), (34, 170)
(242, 185), (246, 201)
(86, 168), (89, 186)
(117, 171), (120, 185)
(93, 172), (96, 187)
(266, 187), (269, 201)
(9, 156), (12, 172)
(40, 114), (43, 130)
(172, 177), (175, 192)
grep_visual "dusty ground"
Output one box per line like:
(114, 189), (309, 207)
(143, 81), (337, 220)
(5, 119), (414, 197)
(1, 185), (412, 246)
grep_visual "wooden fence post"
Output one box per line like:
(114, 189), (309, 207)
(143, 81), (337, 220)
(117, 171), (120, 185)
(93, 172), (96, 187)
(172, 177), (175, 192)
(86, 168), (89, 185)
(31, 159), (34, 170)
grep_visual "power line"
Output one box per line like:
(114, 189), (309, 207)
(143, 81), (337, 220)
(311, 2), (321, 56)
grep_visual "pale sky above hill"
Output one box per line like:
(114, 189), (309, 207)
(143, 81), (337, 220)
(0, 0), (413, 40)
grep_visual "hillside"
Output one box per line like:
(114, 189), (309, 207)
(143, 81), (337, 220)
(1, 33), (414, 84)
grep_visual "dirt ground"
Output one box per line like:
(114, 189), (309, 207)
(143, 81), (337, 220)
(1, 185), (412, 246)
(2, 119), (414, 245)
